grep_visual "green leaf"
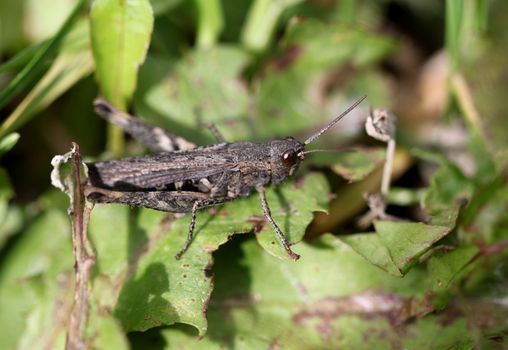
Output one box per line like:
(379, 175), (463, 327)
(415, 149), (473, 227)
(130, 234), (507, 349)
(141, 234), (435, 349)
(284, 19), (397, 70)
(402, 317), (472, 349)
(330, 148), (385, 182)
(90, 0), (154, 109)
(254, 22), (395, 138)
(88, 173), (328, 334)
(87, 303), (130, 350)
(427, 245), (478, 292)
(374, 221), (451, 273)
(463, 184), (508, 243)
(256, 173), (329, 258)
(338, 233), (402, 276)
(138, 46), (251, 142)
(16, 275), (72, 350)
(0, 210), (72, 350)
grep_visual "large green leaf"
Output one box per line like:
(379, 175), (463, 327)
(132, 235), (449, 349)
(131, 235), (505, 349)
(138, 46), (251, 143)
(90, 0), (154, 109)
(88, 173), (328, 334)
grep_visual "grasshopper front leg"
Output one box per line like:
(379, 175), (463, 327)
(256, 185), (300, 261)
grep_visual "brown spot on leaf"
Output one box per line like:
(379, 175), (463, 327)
(272, 46), (302, 71)
(293, 292), (435, 339)
(247, 215), (266, 233)
(292, 176), (306, 189)
(208, 207), (229, 216)
(201, 262), (215, 317)
(204, 266), (213, 278)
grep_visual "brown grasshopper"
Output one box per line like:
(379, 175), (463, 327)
(85, 96), (366, 260)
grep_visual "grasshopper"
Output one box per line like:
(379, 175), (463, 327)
(85, 96), (366, 260)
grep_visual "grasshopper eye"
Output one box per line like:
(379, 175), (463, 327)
(281, 151), (297, 167)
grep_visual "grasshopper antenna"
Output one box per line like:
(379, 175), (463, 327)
(301, 148), (345, 155)
(304, 95), (367, 145)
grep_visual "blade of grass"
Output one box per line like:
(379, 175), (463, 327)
(0, 22), (93, 139)
(474, 0), (489, 32)
(0, 40), (48, 74)
(0, 0), (85, 111)
(445, 0), (464, 71)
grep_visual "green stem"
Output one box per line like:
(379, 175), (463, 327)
(106, 124), (125, 157)
(241, 0), (300, 52)
(195, 0), (224, 49)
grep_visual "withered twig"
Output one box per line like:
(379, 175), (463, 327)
(382, 138), (396, 196)
(365, 108), (396, 196)
(66, 143), (96, 350)
(357, 109), (398, 228)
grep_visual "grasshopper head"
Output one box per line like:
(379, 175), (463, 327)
(269, 96), (367, 185)
(269, 137), (305, 184)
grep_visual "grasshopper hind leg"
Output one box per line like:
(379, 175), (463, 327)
(93, 98), (197, 152)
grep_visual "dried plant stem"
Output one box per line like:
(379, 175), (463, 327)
(381, 139), (396, 196)
(66, 143), (95, 350)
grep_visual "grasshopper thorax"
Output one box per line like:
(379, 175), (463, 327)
(269, 137), (305, 184)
